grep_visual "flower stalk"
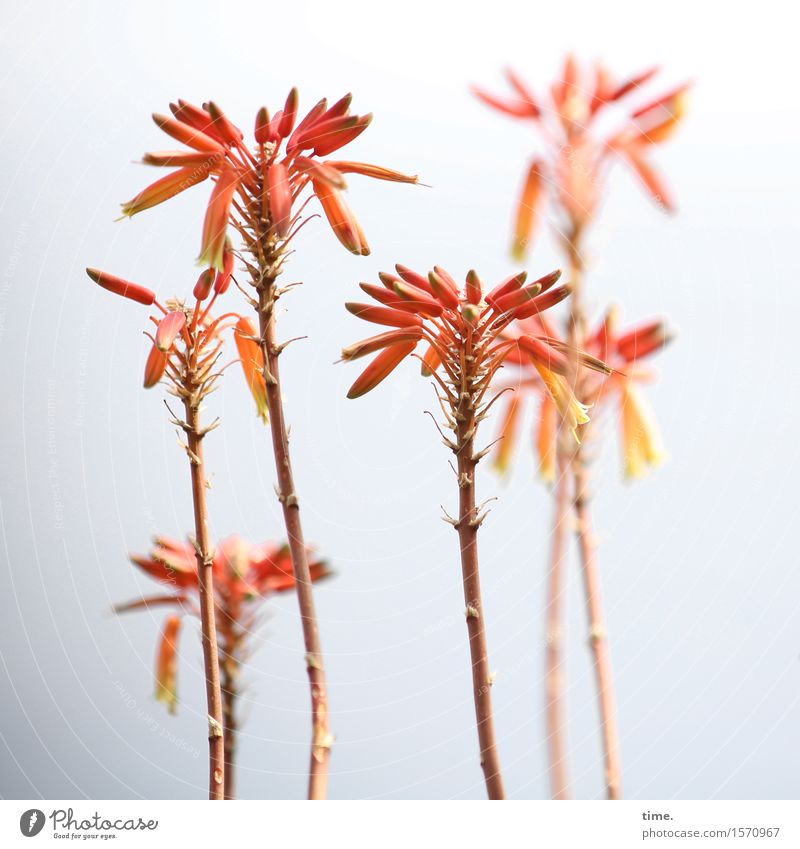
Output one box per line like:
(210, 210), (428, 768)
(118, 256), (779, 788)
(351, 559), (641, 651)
(183, 390), (226, 799)
(476, 57), (686, 800)
(115, 532), (330, 799)
(87, 267), (232, 799)
(563, 237), (621, 800)
(453, 359), (505, 799)
(544, 452), (571, 800)
(574, 458), (622, 800)
(258, 277), (332, 800)
(115, 92), (417, 798)
(341, 264), (603, 797)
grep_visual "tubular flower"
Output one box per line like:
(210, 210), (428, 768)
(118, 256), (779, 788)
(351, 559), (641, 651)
(120, 92), (418, 268)
(473, 59), (689, 257)
(155, 615), (181, 714)
(492, 309), (672, 481)
(233, 316), (268, 423)
(86, 267), (255, 404)
(115, 535), (330, 714)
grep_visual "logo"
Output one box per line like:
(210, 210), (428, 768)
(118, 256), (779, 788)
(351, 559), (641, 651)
(19, 809), (45, 837)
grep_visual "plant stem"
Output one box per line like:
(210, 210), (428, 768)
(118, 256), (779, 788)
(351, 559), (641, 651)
(562, 230), (622, 800)
(257, 286), (331, 801)
(184, 399), (225, 800)
(455, 395), (505, 799)
(219, 617), (240, 801)
(573, 460), (622, 799)
(544, 452), (571, 800)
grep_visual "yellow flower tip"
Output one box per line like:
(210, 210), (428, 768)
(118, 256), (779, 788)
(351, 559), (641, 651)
(155, 682), (178, 715)
(491, 456), (510, 478)
(155, 615), (180, 716)
(196, 245), (225, 273)
(538, 463), (556, 486)
(620, 383), (666, 481)
(511, 241), (526, 263)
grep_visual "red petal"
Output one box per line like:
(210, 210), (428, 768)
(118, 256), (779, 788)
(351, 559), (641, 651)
(346, 340), (417, 399)
(345, 302), (423, 328)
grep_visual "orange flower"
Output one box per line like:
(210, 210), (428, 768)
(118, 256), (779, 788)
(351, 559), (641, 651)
(86, 267), (257, 408)
(492, 309), (672, 481)
(233, 316), (268, 423)
(267, 163), (292, 238)
(85, 268), (155, 305)
(324, 161), (419, 183)
(155, 615), (181, 715)
(120, 163), (218, 218)
(311, 178), (369, 255)
(198, 169), (240, 270)
(342, 264), (596, 414)
(155, 311), (186, 352)
(116, 535), (329, 714)
(619, 382), (667, 479)
(512, 160), (544, 261)
(119, 92), (417, 272)
(475, 57), (689, 256)
(142, 342), (169, 389)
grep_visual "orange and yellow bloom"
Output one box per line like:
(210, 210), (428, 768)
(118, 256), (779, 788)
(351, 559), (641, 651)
(474, 58), (689, 258)
(116, 535), (329, 712)
(86, 266), (266, 418)
(342, 263), (606, 415)
(120, 92), (417, 268)
(492, 310), (672, 481)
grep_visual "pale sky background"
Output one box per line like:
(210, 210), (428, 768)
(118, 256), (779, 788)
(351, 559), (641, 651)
(1, 0), (799, 800)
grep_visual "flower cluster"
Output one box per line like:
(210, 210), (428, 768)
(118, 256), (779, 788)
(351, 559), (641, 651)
(492, 309), (672, 481)
(85, 267), (266, 418)
(121, 92), (418, 268)
(342, 263), (607, 427)
(115, 535), (329, 713)
(473, 57), (689, 258)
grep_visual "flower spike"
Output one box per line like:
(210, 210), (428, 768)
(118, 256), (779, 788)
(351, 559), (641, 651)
(475, 62), (689, 257)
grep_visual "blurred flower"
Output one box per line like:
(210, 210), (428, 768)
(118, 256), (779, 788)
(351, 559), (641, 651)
(492, 309), (672, 481)
(115, 535), (330, 712)
(120, 93), (418, 268)
(473, 58), (689, 258)
(155, 615), (181, 715)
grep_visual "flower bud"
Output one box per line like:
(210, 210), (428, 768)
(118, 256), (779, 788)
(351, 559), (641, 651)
(155, 310), (186, 352)
(86, 268), (155, 306)
(193, 269), (215, 301)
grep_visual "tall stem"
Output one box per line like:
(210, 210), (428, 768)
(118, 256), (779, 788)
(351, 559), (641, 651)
(573, 462), (621, 799)
(543, 452), (571, 799)
(219, 617), (240, 800)
(184, 400), (225, 800)
(455, 391), (505, 799)
(256, 286), (331, 801)
(563, 230), (622, 800)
